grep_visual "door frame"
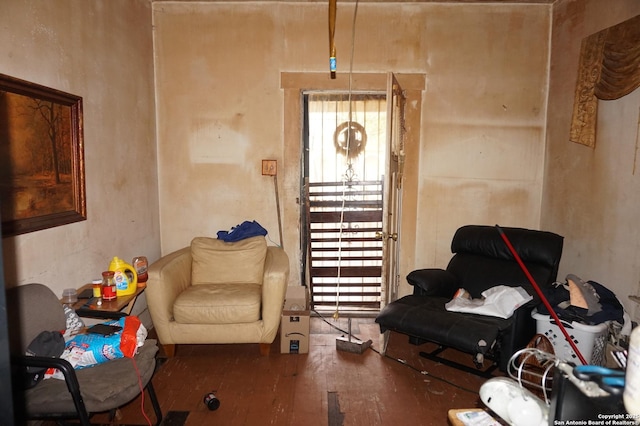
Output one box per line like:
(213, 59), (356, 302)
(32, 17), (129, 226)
(378, 73), (406, 352)
(280, 72), (425, 316)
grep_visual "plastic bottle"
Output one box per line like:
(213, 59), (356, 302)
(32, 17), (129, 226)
(132, 256), (148, 285)
(624, 326), (640, 417)
(204, 392), (220, 410)
(92, 279), (102, 298)
(109, 257), (137, 296)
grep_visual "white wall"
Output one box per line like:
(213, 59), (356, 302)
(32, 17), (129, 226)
(0, 0), (160, 327)
(544, 0), (640, 317)
(153, 2), (551, 298)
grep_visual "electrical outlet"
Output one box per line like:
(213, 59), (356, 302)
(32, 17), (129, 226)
(262, 159), (277, 176)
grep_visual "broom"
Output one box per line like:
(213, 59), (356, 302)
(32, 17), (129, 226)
(496, 225), (588, 365)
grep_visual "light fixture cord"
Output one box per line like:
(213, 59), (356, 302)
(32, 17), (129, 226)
(329, 0), (337, 78)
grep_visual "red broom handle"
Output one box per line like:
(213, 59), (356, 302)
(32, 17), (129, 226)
(496, 225), (588, 365)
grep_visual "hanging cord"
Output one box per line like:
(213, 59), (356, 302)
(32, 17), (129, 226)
(328, 0), (337, 78)
(333, 167), (349, 320)
(333, 0), (360, 321)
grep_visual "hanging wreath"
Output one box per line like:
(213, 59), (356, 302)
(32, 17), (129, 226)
(333, 121), (367, 159)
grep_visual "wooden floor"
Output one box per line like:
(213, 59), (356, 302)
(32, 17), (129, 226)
(86, 316), (500, 426)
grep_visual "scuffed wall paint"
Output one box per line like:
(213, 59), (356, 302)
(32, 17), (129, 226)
(4, 0), (636, 320)
(3, 0), (636, 332)
(544, 0), (640, 317)
(153, 2), (551, 297)
(189, 114), (251, 165)
(0, 0), (160, 316)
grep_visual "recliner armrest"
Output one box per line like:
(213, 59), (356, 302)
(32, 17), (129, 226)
(407, 269), (459, 298)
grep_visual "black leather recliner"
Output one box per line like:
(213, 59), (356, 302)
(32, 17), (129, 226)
(375, 225), (564, 375)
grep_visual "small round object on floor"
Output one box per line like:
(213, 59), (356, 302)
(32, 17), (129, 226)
(204, 392), (220, 411)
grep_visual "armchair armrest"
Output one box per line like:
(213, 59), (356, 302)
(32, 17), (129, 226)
(260, 246), (290, 342)
(407, 269), (459, 298)
(147, 247), (192, 343)
(13, 355), (90, 423)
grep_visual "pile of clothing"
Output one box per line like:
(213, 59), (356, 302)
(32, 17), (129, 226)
(537, 274), (626, 328)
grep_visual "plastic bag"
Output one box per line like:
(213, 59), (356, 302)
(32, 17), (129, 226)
(45, 316), (147, 380)
(445, 285), (533, 319)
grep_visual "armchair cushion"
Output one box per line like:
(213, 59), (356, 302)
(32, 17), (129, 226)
(173, 283), (262, 324)
(378, 295), (508, 355)
(191, 235), (267, 285)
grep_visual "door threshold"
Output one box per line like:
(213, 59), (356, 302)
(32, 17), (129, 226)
(311, 310), (379, 319)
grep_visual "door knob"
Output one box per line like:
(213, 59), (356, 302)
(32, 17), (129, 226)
(375, 231), (398, 241)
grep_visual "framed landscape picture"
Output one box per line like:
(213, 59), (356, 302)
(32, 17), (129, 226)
(0, 74), (86, 237)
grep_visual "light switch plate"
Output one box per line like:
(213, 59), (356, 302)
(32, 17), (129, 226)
(262, 159), (277, 176)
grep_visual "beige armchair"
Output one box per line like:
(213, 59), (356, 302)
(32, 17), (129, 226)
(146, 236), (289, 356)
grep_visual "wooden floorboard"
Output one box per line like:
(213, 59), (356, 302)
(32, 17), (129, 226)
(48, 317), (500, 426)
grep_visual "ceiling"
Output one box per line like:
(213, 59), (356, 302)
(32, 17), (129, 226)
(151, 0), (556, 3)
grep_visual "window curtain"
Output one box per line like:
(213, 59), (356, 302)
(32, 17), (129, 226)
(570, 15), (640, 147)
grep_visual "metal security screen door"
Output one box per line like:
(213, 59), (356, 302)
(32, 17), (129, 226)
(302, 92), (387, 314)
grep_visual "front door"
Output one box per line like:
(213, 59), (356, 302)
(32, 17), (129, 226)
(379, 73), (406, 353)
(303, 92), (386, 315)
(302, 74), (406, 321)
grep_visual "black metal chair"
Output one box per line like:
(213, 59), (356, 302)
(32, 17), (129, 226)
(7, 283), (163, 425)
(376, 225), (564, 376)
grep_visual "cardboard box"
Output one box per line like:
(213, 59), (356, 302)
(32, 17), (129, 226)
(283, 285), (309, 311)
(280, 310), (310, 354)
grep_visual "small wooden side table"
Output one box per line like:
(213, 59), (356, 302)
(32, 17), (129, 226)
(64, 283), (146, 319)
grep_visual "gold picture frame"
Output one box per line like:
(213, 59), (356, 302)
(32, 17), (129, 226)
(0, 74), (86, 237)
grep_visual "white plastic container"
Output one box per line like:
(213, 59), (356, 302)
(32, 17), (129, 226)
(61, 288), (78, 304)
(532, 309), (609, 365)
